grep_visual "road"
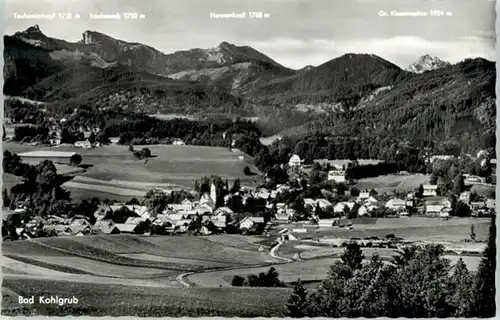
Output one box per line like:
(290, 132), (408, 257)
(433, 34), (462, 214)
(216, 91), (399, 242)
(176, 272), (195, 287)
(269, 239), (293, 262)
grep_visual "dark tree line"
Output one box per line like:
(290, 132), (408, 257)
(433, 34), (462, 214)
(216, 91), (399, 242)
(102, 117), (261, 146)
(285, 216), (496, 318)
(345, 162), (400, 180)
(3, 150), (73, 218)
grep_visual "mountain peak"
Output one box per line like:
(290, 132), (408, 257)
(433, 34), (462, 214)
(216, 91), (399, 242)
(26, 24), (41, 33)
(406, 54), (451, 73)
(218, 41), (235, 48)
(15, 24), (45, 37)
(81, 30), (113, 44)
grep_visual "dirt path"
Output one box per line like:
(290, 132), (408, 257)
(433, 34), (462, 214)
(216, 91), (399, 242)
(270, 240), (293, 262)
(176, 272), (195, 287)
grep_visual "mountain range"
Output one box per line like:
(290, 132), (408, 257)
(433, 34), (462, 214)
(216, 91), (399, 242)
(4, 25), (496, 152)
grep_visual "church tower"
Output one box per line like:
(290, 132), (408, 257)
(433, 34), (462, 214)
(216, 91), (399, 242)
(210, 183), (217, 204)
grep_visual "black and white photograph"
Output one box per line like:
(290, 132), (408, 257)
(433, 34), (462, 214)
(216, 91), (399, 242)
(1, 0), (497, 317)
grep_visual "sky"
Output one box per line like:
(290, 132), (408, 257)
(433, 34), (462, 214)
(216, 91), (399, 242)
(4, 0), (497, 69)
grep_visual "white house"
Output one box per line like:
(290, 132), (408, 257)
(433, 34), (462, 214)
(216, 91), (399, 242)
(426, 204), (445, 215)
(440, 209), (451, 219)
(364, 196), (378, 205)
(173, 139), (185, 146)
(167, 204), (185, 212)
(288, 154), (303, 167)
(423, 185), (438, 197)
(358, 205), (369, 216)
(486, 199), (496, 211)
(429, 155), (455, 163)
(316, 199), (333, 209)
(385, 198), (406, 211)
(334, 202), (348, 214)
(304, 198), (316, 208)
(358, 192), (370, 201)
(50, 138), (61, 146)
(74, 140), (92, 149)
(317, 219), (336, 228)
(285, 207), (296, 217)
(327, 170), (346, 183)
(181, 199), (194, 211)
(214, 206), (233, 216)
(256, 188), (271, 199)
(463, 174), (486, 186)
(441, 199), (452, 208)
(239, 216), (265, 230)
(211, 214), (227, 228)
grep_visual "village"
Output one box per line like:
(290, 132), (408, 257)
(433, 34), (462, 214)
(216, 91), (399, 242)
(5, 148), (496, 244)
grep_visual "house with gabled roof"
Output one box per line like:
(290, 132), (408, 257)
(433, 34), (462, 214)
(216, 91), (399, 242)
(316, 198), (333, 209)
(334, 202), (349, 214)
(358, 205), (370, 217)
(168, 204), (185, 212)
(288, 154), (303, 167)
(114, 223), (137, 234)
(385, 198), (406, 211)
(214, 206), (233, 216)
(211, 214), (227, 228)
(423, 185), (438, 197)
(357, 192), (370, 202)
(239, 216), (265, 230)
(94, 204), (112, 219)
(364, 196), (378, 205)
(125, 217), (147, 225)
(304, 198), (316, 208)
(486, 199), (495, 211)
(426, 204), (445, 216)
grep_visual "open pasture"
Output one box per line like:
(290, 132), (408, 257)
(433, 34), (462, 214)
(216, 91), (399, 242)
(2, 235), (279, 281)
(186, 258), (335, 287)
(287, 217), (491, 242)
(16, 255), (171, 278)
(355, 174), (430, 193)
(4, 142), (262, 193)
(2, 278), (289, 317)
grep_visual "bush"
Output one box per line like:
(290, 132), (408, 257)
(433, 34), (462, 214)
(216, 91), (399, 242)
(231, 275), (246, 287)
(243, 166), (252, 175)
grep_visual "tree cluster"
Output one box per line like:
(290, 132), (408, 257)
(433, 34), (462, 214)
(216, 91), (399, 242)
(285, 220), (496, 318)
(231, 267), (285, 288)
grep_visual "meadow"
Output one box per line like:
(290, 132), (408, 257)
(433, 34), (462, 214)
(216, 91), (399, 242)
(186, 258), (335, 287)
(274, 217), (491, 242)
(3, 142), (262, 200)
(354, 174), (430, 194)
(1, 234), (289, 316)
(2, 278), (289, 317)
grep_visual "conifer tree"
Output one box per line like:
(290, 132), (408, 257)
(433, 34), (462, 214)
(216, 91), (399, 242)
(473, 215), (496, 317)
(341, 241), (365, 270)
(285, 279), (308, 317)
(448, 258), (474, 317)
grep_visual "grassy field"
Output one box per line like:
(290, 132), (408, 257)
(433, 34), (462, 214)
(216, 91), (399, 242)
(3, 142), (262, 199)
(2, 278), (290, 317)
(2, 235), (280, 279)
(1, 234), (289, 317)
(277, 217), (491, 242)
(186, 258), (335, 287)
(355, 174), (430, 194)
